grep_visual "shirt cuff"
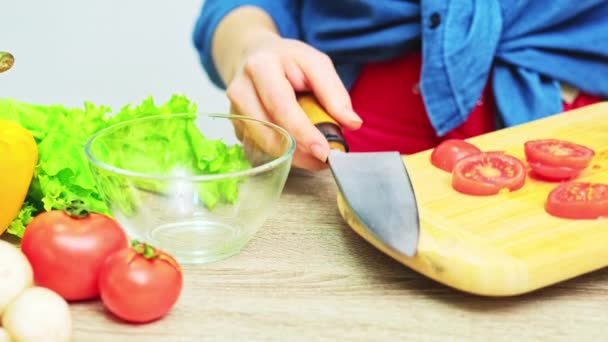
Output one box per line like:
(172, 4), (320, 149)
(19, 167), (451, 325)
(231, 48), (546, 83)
(192, 0), (301, 89)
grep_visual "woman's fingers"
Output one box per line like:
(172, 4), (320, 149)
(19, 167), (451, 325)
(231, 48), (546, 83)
(283, 59), (309, 92)
(292, 152), (327, 171)
(225, 37), (359, 171)
(296, 45), (362, 130)
(245, 50), (331, 162)
(227, 72), (327, 171)
(228, 75), (284, 157)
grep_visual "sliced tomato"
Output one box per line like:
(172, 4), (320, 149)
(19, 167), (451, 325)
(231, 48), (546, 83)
(545, 182), (608, 219)
(528, 162), (583, 181)
(524, 139), (594, 169)
(452, 152), (526, 196)
(431, 139), (482, 172)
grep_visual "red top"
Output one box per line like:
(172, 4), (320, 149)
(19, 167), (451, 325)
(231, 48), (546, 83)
(345, 51), (603, 154)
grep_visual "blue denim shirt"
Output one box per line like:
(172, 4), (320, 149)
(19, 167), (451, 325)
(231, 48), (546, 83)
(193, 0), (608, 136)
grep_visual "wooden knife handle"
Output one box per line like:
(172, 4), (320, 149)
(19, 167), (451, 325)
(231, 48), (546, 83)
(298, 94), (349, 152)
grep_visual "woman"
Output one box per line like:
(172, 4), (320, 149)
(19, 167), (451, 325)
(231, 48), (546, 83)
(192, 1), (608, 171)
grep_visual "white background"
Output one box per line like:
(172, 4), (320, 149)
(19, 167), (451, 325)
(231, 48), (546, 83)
(0, 0), (229, 113)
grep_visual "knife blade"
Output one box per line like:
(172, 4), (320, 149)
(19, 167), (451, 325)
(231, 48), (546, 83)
(298, 94), (420, 257)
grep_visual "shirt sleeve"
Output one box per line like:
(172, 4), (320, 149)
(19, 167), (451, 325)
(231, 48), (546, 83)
(192, 0), (301, 89)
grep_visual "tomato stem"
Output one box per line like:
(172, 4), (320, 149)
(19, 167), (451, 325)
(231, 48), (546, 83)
(63, 199), (90, 218)
(131, 240), (158, 259)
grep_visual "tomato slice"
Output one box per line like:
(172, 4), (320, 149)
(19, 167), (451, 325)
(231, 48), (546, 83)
(431, 139), (482, 172)
(524, 139), (594, 169)
(452, 152), (526, 196)
(545, 182), (608, 219)
(528, 162), (583, 181)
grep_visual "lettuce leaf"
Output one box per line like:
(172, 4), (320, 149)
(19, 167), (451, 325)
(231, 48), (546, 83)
(0, 94), (251, 238)
(6, 201), (36, 237)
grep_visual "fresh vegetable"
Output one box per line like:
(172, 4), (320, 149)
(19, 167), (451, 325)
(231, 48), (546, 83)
(0, 241), (33, 316)
(20, 203), (128, 301)
(0, 95), (252, 238)
(524, 139), (595, 181)
(89, 114), (252, 212)
(1, 287), (72, 342)
(545, 182), (608, 219)
(99, 240), (183, 323)
(0, 241), (70, 340)
(527, 162), (586, 181)
(431, 139), (481, 172)
(0, 120), (38, 236)
(452, 152), (526, 196)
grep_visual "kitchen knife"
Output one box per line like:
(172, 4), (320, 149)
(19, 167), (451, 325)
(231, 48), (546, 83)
(298, 94), (420, 257)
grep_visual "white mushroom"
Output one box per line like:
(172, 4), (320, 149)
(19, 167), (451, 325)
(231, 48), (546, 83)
(2, 287), (72, 342)
(0, 240), (33, 316)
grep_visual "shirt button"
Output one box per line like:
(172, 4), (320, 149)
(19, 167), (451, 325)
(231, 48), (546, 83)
(429, 12), (441, 29)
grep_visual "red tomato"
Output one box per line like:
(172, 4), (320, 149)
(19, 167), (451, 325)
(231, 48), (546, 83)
(452, 152), (526, 196)
(524, 139), (595, 180)
(430, 139), (482, 172)
(527, 162), (583, 181)
(98, 241), (183, 323)
(21, 207), (128, 301)
(545, 182), (608, 219)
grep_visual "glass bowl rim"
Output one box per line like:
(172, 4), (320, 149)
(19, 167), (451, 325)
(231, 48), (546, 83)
(84, 112), (296, 181)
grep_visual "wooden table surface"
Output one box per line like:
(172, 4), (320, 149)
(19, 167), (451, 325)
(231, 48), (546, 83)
(71, 169), (608, 341)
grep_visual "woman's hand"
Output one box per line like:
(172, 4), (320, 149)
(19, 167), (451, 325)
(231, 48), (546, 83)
(212, 7), (362, 170)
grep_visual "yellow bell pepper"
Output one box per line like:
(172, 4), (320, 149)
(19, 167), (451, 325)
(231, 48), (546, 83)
(0, 120), (38, 235)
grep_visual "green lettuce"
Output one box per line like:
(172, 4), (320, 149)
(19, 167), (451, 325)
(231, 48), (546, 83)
(6, 202), (36, 237)
(0, 95), (251, 238)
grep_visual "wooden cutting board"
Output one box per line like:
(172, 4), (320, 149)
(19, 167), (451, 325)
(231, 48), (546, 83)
(337, 102), (608, 296)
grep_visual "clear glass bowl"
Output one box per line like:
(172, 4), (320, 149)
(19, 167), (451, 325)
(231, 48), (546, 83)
(85, 113), (295, 264)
